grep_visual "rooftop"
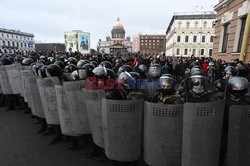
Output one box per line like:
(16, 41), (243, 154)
(0, 28), (34, 37)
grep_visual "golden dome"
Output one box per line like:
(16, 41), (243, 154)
(113, 17), (124, 29)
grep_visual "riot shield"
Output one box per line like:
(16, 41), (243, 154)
(37, 77), (60, 125)
(182, 100), (225, 166)
(144, 102), (183, 166)
(0, 66), (12, 94)
(28, 76), (45, 118)
(22, 69), (33, 107)
(102, 99), (143, 161)
(227, 105), (250, 166)
(82, 88), (105, 148)
(55, 85), (78, 136)
(64, 80), (90, 135)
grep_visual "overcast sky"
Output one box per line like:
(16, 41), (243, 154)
(0, 0), (218, 49)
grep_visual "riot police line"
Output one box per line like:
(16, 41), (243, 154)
(0, 53), (249, 166)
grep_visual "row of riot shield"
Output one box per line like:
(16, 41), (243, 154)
(1, 66), (249, 166)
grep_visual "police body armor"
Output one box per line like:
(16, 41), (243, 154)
(63, 80), (91, 135)
(144, 101), (183, 166)
(102, 99), (143, 161)
(182, 100), (225, 166)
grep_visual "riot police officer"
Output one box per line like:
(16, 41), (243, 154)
(151, 74), (183, 104)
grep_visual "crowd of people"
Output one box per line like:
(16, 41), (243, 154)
(0, 51), (250, 166)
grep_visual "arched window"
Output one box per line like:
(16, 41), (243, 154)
(203, 21), (208, 29)
(195, 21), (199, 28)
(3, 41), (5, 46)
(186, 21), (190, 29)
(7, 41), (10, 46)
(12, 41), (15, 47)
(178, 22), (182, 29)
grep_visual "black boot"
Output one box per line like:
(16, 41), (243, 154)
(38, 118), (48, 134)
(66, 137), (80, 150)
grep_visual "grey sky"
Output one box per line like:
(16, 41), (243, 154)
(0, 0), (218, 49)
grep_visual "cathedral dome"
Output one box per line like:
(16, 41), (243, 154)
(111, 17), (125, 34)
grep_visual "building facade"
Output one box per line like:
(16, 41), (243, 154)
(165, 12), (216, 57)
(132, 35), (140, 53)
(35, 43), (66, 53)
(97, 18), (132, 55)
(0, 28), (35, 54)
(64, 30), (90, 54)
(139, 34), (166, 55)
(213, 0), (250, 63)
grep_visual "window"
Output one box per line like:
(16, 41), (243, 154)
(210, 36), (214, 43)
(25, 43), (27, 47)
(209, 49), (213, 56)
(176, 48), (180, 55)
(3, 41), (5, 46)
(221, 23), (230, 53)
(202, 36), (206, 42)
(192, 49), (196, 55)
(200, 49), (205, 55)
(237, 16), (247, 52)
(184, 49), (188, 55)
(186, 21), (190, 29)
(21, 42), (23, 47)
(195, 21), (199, 28)
(193, 36), (197, 42)
(185, 36), (189, 42)
(12, 41), (15, 47)
(178, 22), (182, 29)
(141, 43), (143, 46)
(177, 36), (181, 42)
(203, 21), (207, 29)
(7, 41), (10, 46)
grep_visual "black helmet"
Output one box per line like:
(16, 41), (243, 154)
(137, 64), (148, 77)
(40, 55), (47, 62)
(224, 66), (237, 78)
(93, 66), (115, 79)
(54, 61), (65, 69)
(148, 64), (161, 79)
(14, 55), (23, 63)
(77, 60), (89, 68)
(90, 61), (98, 67)
(67, 57), (77, 65)
(99, 61), (113, 69)
(159, 75), (177, 94)
(227, 76), (249, 97)
(236, 64), (248, 77)
(117, 65), (133, 76)
(31, 62), (44, 76)
(1, 56), (12, 65)
(190, 75), (207, 88)
(38, 65), (47, 78)
(46, 64), (61, 77)
(47, 57), (55, 64)
(22, 58), (34, 66)
(118, 71), (140, 89)
(65, 64), (77, 73)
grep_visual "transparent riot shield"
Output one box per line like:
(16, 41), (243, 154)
(182, 100), (225, 166)
(28, 76), (45, 118)
(55, 85), (78, 136)
(63, 80), (90, 135)
(82, 88), (105, 148)
(144, 101), (183, 166)
(102, 99), (143, 161)
(37, 77), (60, 125)
(0, 66), (12, 94)
(227, 105), (250, 166)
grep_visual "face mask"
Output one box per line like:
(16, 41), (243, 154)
(192, 88), (204, 94)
